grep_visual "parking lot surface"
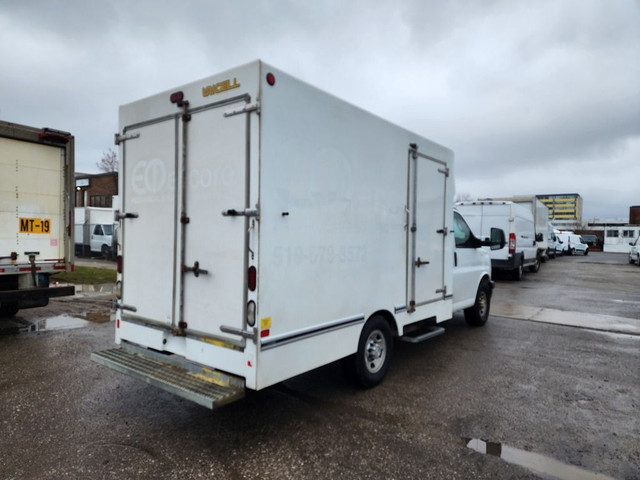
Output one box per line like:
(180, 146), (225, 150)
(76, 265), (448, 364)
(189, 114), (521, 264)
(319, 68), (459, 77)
(1, 252), (638, 479)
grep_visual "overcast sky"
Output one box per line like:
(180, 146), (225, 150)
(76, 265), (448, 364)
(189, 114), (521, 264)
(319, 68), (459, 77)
(1, 0), (638, 220)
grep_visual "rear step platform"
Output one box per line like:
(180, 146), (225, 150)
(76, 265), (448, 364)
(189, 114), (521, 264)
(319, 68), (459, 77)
(399, 325), (445, 343)
(91, 346), (245, 409)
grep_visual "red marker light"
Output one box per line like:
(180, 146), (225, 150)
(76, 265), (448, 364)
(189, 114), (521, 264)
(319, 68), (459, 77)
(260, 329), (270, 338)
(170, 91), (184, 104)
(266, 73), (276, 86)
(248, 266), (257, 291)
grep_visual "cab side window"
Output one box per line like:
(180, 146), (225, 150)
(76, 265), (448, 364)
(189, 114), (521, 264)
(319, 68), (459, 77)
(93, 225), (103, 236)
(453, 212), (472, 248)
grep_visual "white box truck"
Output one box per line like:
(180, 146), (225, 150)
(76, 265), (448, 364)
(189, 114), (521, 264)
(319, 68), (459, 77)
(482, 195), (550, 262)
(92, 61), (504, 409)
(456, 200), (539, 280)
(74, 206), (116, 257)
(0, 121), (75, 317)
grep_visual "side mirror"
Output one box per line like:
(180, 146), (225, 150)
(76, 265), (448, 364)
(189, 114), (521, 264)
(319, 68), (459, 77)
(489, 227), (506, 251)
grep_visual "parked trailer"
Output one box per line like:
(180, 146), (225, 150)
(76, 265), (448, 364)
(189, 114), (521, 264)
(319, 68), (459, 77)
(0, 121), (75, 317)
(92, 61), (503, 409)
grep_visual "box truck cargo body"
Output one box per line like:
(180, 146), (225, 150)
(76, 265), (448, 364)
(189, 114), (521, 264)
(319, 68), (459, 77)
(74, 206), (116, 257)
(0, 121), (75, 317)
(456, 201), (538, 280)
(92, 61), (502, 409)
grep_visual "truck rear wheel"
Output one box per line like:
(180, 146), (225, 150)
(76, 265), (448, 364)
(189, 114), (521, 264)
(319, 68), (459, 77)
(529, 255), (541, 273)
(348, 315), (393, 389)
(0, 302), (19, 318)
(464, 279), (491, 327)
(511, 261), (523, 281)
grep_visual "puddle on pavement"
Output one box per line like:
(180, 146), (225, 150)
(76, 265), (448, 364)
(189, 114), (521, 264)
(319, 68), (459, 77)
(464, 438), (615, 480)
(36, 315), (90, 331)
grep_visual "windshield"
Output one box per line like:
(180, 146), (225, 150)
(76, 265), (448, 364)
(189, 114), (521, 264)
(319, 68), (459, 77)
(103, 224), (114, 235)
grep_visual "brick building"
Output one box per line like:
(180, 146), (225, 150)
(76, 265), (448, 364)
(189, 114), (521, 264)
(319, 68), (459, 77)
(75, 172), (118, 207)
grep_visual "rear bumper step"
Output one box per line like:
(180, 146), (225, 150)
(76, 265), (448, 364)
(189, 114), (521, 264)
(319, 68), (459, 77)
(91, 347), (245, 409)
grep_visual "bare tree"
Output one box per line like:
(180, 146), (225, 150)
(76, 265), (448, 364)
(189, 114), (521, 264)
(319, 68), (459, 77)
(455, 192), (474, 203)
(96, 148), (118, 172)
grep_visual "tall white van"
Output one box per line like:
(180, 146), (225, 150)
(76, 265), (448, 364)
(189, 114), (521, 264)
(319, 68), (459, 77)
(456, 201), (539, 280)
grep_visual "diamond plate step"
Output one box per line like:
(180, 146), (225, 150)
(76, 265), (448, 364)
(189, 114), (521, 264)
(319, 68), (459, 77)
(91, 347), (245, 409)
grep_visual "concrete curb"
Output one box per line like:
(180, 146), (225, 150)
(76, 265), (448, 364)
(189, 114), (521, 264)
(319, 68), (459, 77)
(492, 302), (640, 336)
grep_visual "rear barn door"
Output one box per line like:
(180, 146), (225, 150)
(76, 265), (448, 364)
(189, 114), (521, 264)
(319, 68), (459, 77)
(407, 147), (448, 311)
(120, 118), (178, 326)
(180, 102), (249, 340)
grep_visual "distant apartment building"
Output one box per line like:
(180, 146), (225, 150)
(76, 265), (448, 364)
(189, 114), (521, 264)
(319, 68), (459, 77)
(536, 193), (582, 229)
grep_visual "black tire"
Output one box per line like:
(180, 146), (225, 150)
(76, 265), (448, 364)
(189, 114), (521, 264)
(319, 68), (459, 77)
(0, 302), (19, 318)
(584, 249), (588, 256)
(529, 255), (541, 273)
(350, 315), (394, 389)
(568, 248), (575, 256)
(629, 255), (634, 264)
(464, 279), (491, 327)
(511, 260), (523, 281)
(101, 244), (111, 259)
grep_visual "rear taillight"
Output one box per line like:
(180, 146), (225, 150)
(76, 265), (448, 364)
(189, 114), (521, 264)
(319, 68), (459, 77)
(247, 300), (256, 326)
(117, 255), (122, 274)
(509, 233), (516, 254)
(248, 266), (256, 291)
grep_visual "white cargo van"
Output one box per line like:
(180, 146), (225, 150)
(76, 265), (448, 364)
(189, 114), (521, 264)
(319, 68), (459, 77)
(483, 196), (549, 262)
(456, 201), (539, 280)
(557, 232), (588, 256)
(92, 61), (504, 409)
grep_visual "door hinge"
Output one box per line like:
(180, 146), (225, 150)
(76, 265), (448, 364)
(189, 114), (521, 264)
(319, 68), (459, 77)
(437, 228), (448, 235)
(182, 261), (209, 278)
(415, 257), (430, 267)
(436, 286), (447, 295)
(438, 167), (450, 177)
(224, 102), (260, 117)
(114, 132), (140, 145)
(222, 208), (259, 218)
(115, 210), (139, 220)
(114, 302), (137, 313)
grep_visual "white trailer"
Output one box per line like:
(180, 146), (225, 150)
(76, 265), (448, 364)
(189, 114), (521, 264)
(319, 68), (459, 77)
(74, 206), (116, 257)
(92, 61), (503, 409)
(484, 195), (550, 261)
(0, 121), (75, 317)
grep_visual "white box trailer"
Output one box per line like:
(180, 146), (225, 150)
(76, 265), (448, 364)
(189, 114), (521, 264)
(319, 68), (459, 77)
(483, 195), (550, 261)
(456, 200), (538, 280)
(0, 121), (75, 317)
(74, 206), (116, 257)
(92, 61), (502, 409)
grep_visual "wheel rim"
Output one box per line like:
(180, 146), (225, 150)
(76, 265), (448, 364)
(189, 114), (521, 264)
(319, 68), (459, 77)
(364, 329), (386, 374)
(478, 291), (488, 318)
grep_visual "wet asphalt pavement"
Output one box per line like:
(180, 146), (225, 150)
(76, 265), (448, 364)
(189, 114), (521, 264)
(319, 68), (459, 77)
(0, 252), (638, 479)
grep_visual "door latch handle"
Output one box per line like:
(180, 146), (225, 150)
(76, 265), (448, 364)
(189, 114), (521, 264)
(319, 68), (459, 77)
(415, 257), (430, 267)
(182, 261), (209, 277)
